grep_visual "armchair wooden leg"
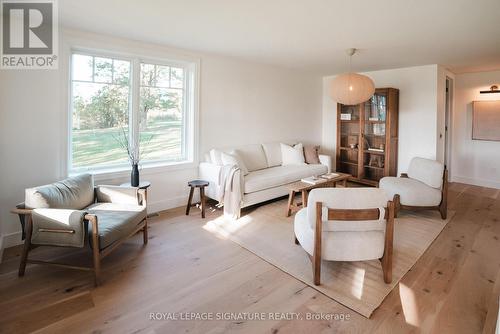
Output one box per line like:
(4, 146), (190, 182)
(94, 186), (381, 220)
(393, 194), (401, 218)
(89, 215), (101, 286)
(18, 215), (33, 277)
(143, 219), (148, 244)
(381, 201), (395, 284)
(313, 202), (323, 286)
(294, 236), (299, 245)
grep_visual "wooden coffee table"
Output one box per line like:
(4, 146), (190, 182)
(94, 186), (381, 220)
(286, 172), (351, 217)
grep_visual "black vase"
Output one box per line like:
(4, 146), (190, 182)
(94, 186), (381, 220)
(131, 163), (139, 187)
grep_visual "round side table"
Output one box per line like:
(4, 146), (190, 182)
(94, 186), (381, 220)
(120, 181), (151, 212)
(186, 180), (209, 218)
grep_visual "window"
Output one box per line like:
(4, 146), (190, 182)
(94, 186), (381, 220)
(69, 51), (196, 173)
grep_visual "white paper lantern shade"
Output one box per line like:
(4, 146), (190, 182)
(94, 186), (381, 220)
(330, 72), (375, 105)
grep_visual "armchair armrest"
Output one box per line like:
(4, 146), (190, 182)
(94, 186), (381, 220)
(31, 208), (88, 247)
(319, 154), (332, 173)
(199, 162), (223, 186)
(95, 185), (140, 205)
(11, 203), (32, 240)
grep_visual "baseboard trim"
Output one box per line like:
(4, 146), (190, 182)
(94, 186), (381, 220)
(452, 175), (500, 190)
(148, 194), (191, 214)
(0, 235), (3, 263)
(2, 231), (23, 249)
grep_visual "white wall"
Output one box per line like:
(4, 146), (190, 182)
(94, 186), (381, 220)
(322, 65), (439, 174)
(452, 70), (500, 189)
(0, 29), (322, 248)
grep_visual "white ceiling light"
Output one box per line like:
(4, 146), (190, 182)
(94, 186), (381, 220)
(330, 48), (375, 105)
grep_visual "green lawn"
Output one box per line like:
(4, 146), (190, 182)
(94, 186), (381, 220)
(72, 120), (182, 168)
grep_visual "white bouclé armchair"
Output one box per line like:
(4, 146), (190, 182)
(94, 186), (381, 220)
(294, 188), (395, 285)
(379, 157), (448, 219)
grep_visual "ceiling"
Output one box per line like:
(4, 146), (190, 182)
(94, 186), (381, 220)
(59, 0), (500, 75)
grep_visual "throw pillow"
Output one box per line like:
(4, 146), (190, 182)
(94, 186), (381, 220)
(221, 151), (249, 175)
(304, 145), (321, 164)
(280, 143), (305, 165)
(209, 149), (223, 165)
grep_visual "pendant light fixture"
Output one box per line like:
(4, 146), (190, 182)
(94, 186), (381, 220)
(330, 48), (375, 105)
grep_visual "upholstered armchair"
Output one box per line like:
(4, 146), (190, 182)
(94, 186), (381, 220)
(294, 188), (395, 285)
(11, 174), (148, 285)
(379, 157), (447, 219)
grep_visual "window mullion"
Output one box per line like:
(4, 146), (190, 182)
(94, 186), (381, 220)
(131, 58), (141, 163)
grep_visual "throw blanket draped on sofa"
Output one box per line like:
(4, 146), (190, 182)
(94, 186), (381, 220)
(217, 165), (243, 219)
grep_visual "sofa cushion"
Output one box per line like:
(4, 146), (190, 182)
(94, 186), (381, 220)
(234, 144), (268, 172)
(86, 202), (146, 250)
(379, 176), (442, 206)
(407, 157), (444, 189)
(262, 142), (282, 167)
(281, 143), (305, 165)
(244, 164), (327, 194)
(25, 174), (94, 210)
(209, 149), (223, 165)
(221, 151), (249, 175)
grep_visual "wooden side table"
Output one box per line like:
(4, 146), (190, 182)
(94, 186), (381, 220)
(120, 181), (151, 214)
(186, 180), (209, 218)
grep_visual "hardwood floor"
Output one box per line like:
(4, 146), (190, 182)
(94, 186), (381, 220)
(0, 182), (499, 334)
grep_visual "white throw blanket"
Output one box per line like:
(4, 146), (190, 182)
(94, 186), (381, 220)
(217, 165), (243, 219)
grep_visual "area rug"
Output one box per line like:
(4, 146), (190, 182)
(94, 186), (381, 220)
(203, 198), (454, 318)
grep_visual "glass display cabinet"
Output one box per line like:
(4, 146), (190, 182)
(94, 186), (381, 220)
(336, 88), (399, 185)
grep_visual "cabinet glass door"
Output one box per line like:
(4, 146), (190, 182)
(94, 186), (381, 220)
(338, 104), (360, 177)
(362, 92), (387, 182)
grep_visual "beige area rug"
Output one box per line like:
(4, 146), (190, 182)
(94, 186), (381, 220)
(203, 198), (454, 318)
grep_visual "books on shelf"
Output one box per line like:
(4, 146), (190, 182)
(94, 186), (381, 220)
(320, 173), (339, 180)
(301, 176), (324, 185)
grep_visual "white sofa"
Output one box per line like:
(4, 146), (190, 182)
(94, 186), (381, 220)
(199, 143), (331, 208)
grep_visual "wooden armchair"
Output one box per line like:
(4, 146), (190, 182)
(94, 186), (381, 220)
(11, 174), (148, 285)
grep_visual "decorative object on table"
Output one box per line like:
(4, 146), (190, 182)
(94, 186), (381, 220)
(186, 180), (210, 218)
(336, 88), (399, 186)
(11, 174), (148, 286)
(286, 172), (350, 217)
(472, 100), (500, 141)
(113, 127), (153, 187)
(379, 157), (448, 219)
(300, 176), (323, 185)
(320, 172), (340, 180)
(329, 48), (375, 105)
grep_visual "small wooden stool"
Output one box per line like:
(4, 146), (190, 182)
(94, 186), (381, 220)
(186, 180), (209, 218)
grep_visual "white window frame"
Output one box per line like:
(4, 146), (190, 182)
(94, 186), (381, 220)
(68, 48), (199, 176)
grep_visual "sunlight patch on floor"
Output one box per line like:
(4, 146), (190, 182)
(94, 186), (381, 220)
(202, 215), (253, 239)
(400, 283), (420, 327)
(350, 267), (366, 299)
